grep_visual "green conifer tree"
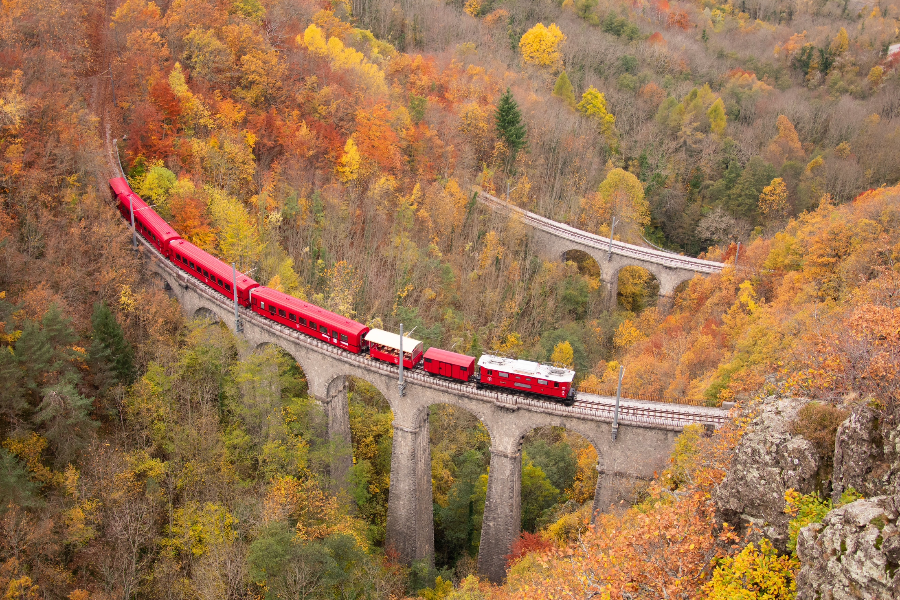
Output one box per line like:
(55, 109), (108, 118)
(495, 88), (527, 170)
(552, 72), (576, 106)
(88, 301), (134, 389)
(16, 304), (78, 400)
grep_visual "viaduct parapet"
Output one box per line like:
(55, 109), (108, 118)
(140, 240), (727, 583)
(475, 190), (725, 311)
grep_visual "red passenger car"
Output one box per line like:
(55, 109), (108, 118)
(170, 240), (259, 304)
(250, 287), (370, 353)
(116, 192), (146, 221)
(476, 355), (575, 402)
(423, 347), (476, 381)
(132, 205), (180, 258)
(112, 189), (148, 222)
(365, 329), (424, 369)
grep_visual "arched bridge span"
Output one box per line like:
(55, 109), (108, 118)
(139, 236), (726, 583)
(474, 190), (726, 311)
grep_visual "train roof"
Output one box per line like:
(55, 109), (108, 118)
(252, 287), (368, 335)
(477, 354), (575, 383)
(170, 240), (258, 290)
(365, 328), (424, 354)
(134, 204), (180, 243)
(424, 347), (476, 368)
(109, 177), (132, 198)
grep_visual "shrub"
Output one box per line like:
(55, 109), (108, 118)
(703, 538), (798, 599)
(790, 402), (848, 462)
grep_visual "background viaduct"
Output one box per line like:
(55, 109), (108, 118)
(475, 190), (726, 311)
(138, 236), (726, 583)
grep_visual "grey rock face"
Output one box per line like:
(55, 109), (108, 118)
(796, 495), (900, 600)
(832, 405), (900, 504)
(714, 397), (821, 551)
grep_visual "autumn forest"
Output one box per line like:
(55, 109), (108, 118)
(1, 0), (899, 597)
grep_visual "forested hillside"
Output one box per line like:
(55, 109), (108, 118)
(1, 0), (899, 597)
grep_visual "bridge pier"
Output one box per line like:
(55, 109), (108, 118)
(476, 446), (522, 583)
(320, 376), (353, 494)
(385, 409), (434, 566)
(656, 272), (689, 315)
(605, 275), (619, 310)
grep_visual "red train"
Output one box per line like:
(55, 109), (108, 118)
(108, 178), (576, 404)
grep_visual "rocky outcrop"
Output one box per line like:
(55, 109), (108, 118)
(832, 404), (900, 504)
(796, 495), (900, 600)
(714, 397), (821, 551)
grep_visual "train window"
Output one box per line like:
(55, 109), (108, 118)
(340, 334), (348, 343)
(299, 317), (307, 326)
(189, 261), (195, 269)
(269, 305), (276, 315)
(538, 379), (547, 385)
(515, 383), (531, 389)
(425, 358), (432, 364)
(289, 313), (296, 322)
(460, 367), (466, 373)
(175, 253), (181, 261)
(487, 370), (492, 375)
(309, 320), (316, 330)
(499, 372), (508, 378)
(278, 309), (286, 318)
(259, 301), (265, 309)
(202, 269), (209, 278)
(224, 283), (231, 291)
(554, 382), (559, 388)
(319, 325), (328, 334)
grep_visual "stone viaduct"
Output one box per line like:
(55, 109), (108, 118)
(475, 190), (725, 311)
(139, 240), (727, 583)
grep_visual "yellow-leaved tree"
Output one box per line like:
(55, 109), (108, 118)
(519, 23), (566, 68)
(707, 98), (726, 135)
(300, 24), (387, 95)
(580, 168), (648, 242)
(759, 177), (788, 219)
(767, 115), (804, 166)
(550, 340), (575, 369)
(830, 27), (849, 55)
(336, 136), (361, 183)
(576, 86), (617, 143)
(550, 340), (574, 368)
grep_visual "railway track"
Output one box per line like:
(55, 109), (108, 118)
(475, 190), (725, 274)
(138, 236), (727, 431)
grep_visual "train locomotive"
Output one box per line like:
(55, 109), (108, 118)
(109, 177), (577, 404)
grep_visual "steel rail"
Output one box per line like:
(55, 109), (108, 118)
(474, 190), (725, 274)
(136, 237), (726, 431)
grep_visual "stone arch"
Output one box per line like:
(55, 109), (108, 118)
(563, 249), (602, 275)
(321, 371), (398, 503)
(252, 341), (312, 386)
(612, 264), (661, 312)
(146, 270), (172, 294)
(192, 306), (221, 323)
(559, 248), (616, 318)
(250, 340), (313, 398)
(422, 400), (496, 570)
(323, 371), (396, 415)
(517, 425), (602, 531)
